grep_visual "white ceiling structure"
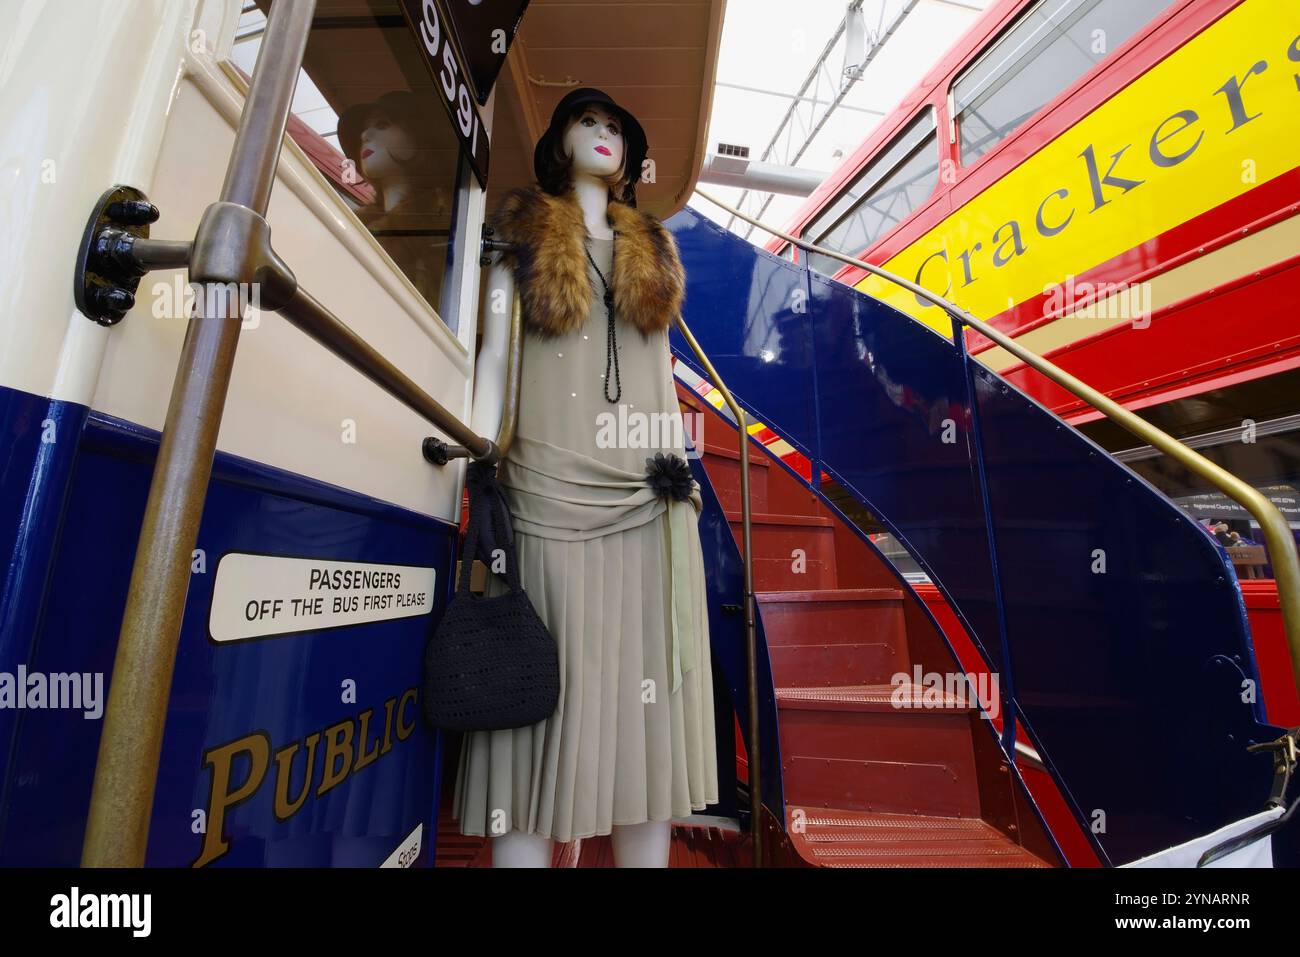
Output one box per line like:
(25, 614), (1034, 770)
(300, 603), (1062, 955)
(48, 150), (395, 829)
(693, 0), (993, 235)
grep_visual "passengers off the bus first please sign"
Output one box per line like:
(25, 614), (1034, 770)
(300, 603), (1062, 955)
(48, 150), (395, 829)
(209, 554), (436, 642)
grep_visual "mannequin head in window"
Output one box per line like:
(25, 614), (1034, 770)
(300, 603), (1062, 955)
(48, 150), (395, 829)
(338, 91), (451, 307)
(535, 101), (647, 207)
(338, 91), (447, 220)
(358, 111), (417, 183)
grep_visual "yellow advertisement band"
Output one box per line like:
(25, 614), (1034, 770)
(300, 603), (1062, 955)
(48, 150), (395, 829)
(857, 0), (1300, 336)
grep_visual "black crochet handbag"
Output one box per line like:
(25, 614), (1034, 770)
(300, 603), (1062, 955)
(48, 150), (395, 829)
(423, 459), (560, 732)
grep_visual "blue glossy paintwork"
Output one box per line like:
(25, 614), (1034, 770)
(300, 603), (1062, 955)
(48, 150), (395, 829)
(667, 205), (1282, 865)
(0, 389), (89, 824)
(0, 381), (759, 864)
(0, 387), (455, 866)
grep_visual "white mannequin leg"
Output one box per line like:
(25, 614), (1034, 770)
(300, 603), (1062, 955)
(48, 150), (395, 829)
(491, 829), (554, 868)
(611, 820), (671, 868)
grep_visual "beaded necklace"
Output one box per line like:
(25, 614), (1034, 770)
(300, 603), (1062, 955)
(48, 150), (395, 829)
(584, 233), (621, 404)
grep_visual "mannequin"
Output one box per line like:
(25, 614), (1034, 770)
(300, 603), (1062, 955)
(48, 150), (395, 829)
(454, 87), (722, 868)
(473, 102), (671, 868)
(337, 91), (450, 307)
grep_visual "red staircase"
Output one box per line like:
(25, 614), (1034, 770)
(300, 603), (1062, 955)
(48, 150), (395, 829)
(679, 384), (1058, 868)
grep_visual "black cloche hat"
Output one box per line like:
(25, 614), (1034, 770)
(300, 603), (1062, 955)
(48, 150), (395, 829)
(532, 87), (648, 206)
(336, 90), (429, 170)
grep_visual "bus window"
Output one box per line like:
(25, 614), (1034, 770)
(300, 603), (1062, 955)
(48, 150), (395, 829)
(232, 1), (464, 328)
(1078, 368), (1300, 581)
(803, 108), (939, 278)
(953, 0), (1172, 167)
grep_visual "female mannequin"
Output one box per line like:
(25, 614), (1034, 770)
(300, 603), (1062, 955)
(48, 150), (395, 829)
(337, 91), (450, 307)
(455, 89), (718, 868)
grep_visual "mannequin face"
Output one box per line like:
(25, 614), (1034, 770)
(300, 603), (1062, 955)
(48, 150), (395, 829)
(358, 109), (418, 182)
(561, 105), (625, 181)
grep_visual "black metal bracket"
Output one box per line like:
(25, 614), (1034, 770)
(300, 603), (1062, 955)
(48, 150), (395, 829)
(74, 185), (165, 326)
(75, 185), (299, 328)
(422, 435), (502, 467)
(479, 225), (514, 267)
(422, 437), (453, 466)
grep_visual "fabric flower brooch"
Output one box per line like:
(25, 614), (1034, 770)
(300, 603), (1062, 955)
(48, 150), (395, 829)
(644, 452), (694, 502)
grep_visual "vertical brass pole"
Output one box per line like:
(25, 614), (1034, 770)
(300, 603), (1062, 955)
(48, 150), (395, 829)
(737, 407), (761, 867)
(82, 0), (317, 867)
(675, 316), (763, 866)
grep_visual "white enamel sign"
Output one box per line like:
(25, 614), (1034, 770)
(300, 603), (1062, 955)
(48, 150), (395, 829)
(209, 553), (436, 643)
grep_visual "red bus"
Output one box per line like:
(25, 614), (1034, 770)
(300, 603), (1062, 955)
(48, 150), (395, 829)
(744, 0), (1300, 725)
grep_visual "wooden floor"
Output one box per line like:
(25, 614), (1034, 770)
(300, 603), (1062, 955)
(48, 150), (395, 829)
(434, 803), (753, 868)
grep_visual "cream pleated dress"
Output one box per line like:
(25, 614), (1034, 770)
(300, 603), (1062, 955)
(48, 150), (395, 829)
(451, 235), (720, 842)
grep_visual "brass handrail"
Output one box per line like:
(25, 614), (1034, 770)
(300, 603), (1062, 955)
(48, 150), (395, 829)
(83, 0), (321, 867)
(693, 187), (1300, 695)
(281, 285), (498, 463)
(494, 290), (525, 459)
(672, 317), (763, 867)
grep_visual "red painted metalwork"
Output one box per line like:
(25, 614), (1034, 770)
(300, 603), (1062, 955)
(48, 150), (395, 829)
(770, 0), (1240, 254)
(765, 0), (1300, 420)
(1241, 581), (1300, 727)
(787, 809), (1050, 868)
(1000, 258), (1300, 415)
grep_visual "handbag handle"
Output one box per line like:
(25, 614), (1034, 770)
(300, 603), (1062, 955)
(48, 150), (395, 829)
(457, 460), (524, 596)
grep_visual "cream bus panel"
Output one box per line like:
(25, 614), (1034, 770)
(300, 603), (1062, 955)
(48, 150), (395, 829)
(90, 43), (475, 522)
(0, 0), (191, 405)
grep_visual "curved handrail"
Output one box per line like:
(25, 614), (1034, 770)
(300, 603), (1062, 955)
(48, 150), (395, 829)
(672, 315), (763, 865)
(692, 187), (1300, 695)
(493, 291), (525, 459)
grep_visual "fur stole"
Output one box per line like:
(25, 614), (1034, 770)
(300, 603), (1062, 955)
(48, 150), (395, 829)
(490, 183), (685, 340)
